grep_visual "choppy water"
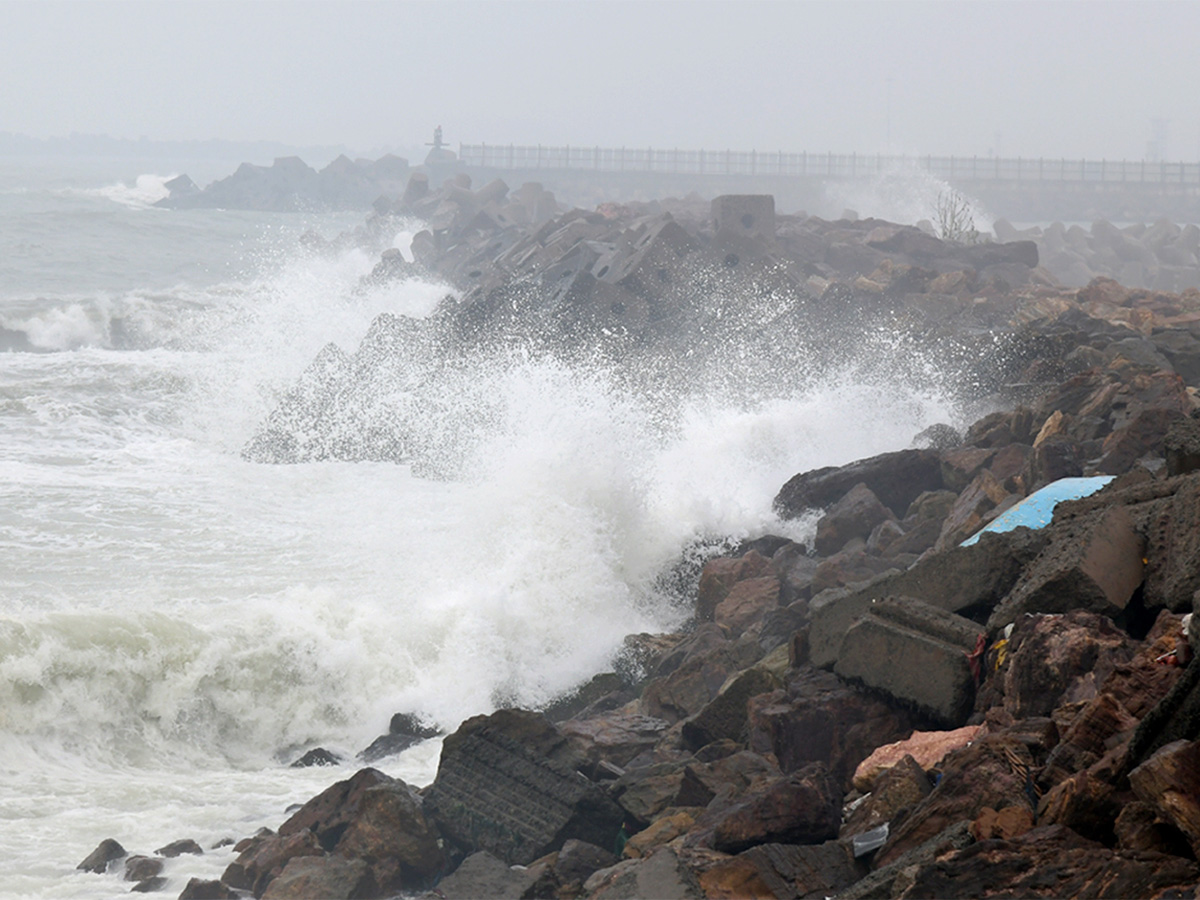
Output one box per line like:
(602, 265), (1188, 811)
(0, 160), (958, 897)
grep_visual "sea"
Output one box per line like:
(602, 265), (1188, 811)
(0, 157), (961, 897)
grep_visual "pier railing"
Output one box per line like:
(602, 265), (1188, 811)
(458, 144), (1200, 186)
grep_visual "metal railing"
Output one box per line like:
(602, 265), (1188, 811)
(458, 144), (1200, 186)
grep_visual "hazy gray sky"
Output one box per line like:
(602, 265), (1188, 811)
(3, 1), (1197, 161)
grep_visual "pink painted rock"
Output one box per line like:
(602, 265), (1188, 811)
(852, 725), (982, 791)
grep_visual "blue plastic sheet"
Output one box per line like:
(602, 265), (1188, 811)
(961, 475), (1116, 546)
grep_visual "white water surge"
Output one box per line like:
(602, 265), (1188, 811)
(0, 162), (960, 897)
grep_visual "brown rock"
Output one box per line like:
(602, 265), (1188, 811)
(714, 576), (781, 637)
(681, 665), (781, 751)
(1000, 611), (1137, 719)
(691, 763), (841, 854)
(774, 448), (945, 520)
(747, 668), (914, 790)
(560, 712), (670, 774)
(1114, 800), (1197, 857)
(841, 753), (931, 838)
(1036, 770), (1120, 843)
(178, 879), (239, 900)
(77, 837), (126, 873)
(221, 830), (323, 897)
(622, 810), (697, 858)
(895, 823), (1200, 899)
(277, 767), (393, 850)
(123, 855), (163, 882)
(696, 552), (773, 622)
(935, 469), (1011, 550)
(874, 736), (1035, 868)
(259, 856), (375, 900)
(851, 726), (982, 792)
(698, 840), (866, 900)
(333, 781), (446, 891)
(969, 805), (1035, 841)
(813, 483), (894, 555)
(1039, 692), (1139, 790)
(1129, 738), (1200, 857)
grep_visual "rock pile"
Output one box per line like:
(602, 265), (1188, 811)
(996, 216), (1200, 292)
(244, 176), (1054, 470)
(77, 183), (1200, 898)
(156, 154), (413, 212)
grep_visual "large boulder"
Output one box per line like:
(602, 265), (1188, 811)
(774, 449), (945, 520)
(833, 596), (985, 726)
(987, 505), (1145, 630)
(332, 781), (446, 892)
(424, 714), (623, 865)
(746, 667), (914, 790)
(259, 856), (375, 900)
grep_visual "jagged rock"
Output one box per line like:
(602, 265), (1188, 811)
(746, 668), (914, 790)
(291, 747), (342, 768)
(123, 855), (163, 882)
(358, 713), (440, 763)
(1129, 738), (1200, 857)
(1000, 611), (1137, 719)
(808, 526), (1046, 669)
(259, 856), (375, 900)
(987, 505), (1145, 630)
(841, 753), (932, 838)
(554, 839), (618, 886)
(1037, 770), (1120, 844)
(155, 838), (203, 857)
(1038, 692), (1138, 790)
(851, 726), (982, 792)
(429, 851), (541, 900)
(873, 736), (1035, 867)
(813, 483), (894, 555)
(714, 576), (781, 637)
(893, 824), (1199, 899)
(77, 837), (126, 873)
(641, 638), (764, 724)
(220, 829), (323, 897)
(622, 810), (701, 858)
(836, 820), (974, 900)
(695, 551), (774, 623)
(333, 780), (446, 891)
(774, 449), (944, 520)
(1114, 800), (1197, 857)
(969, 804), (1035, 841)
(583, 846), (704, 899)
(680, 665), (782, 751)
(178, 879), (239, 900)
(833, 596), (985, 726)
(424, 717), (623, 865)
(559, 712), (671, 775)
(1144, 472), (1200, 611)
(1165, 412), (1200, 475)
(277, 767), (394, 850)
(696, 840), (865, 900)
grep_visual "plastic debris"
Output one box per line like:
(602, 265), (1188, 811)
(852, 822), (889, 857)
(961, 476), (1115, 546)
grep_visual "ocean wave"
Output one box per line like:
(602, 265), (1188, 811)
(77, 173), (177, 209)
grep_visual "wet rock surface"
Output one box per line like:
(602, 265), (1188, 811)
(77, 186), (1200, 899)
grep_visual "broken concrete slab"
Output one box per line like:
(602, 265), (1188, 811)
(834, 597), (985, 726)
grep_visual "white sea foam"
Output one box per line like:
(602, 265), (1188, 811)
(81, 173), (176, 209)
(0, 174), (968, 898)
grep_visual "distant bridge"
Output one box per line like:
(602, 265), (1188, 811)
(455, 143), (1200, 222)
(459, 143), (1200, 190)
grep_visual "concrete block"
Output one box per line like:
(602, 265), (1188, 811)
(834, 596), (984, 726)
(988, 505), (1145, 630)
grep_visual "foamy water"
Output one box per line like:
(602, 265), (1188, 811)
(0, 163), (961, 897)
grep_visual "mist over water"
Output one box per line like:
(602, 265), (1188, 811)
(0, 164), (963, 897)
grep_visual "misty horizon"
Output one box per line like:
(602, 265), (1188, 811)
(3, 1), (1199, 164)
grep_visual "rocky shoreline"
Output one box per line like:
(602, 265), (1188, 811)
(80, 177), (1200, 898)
